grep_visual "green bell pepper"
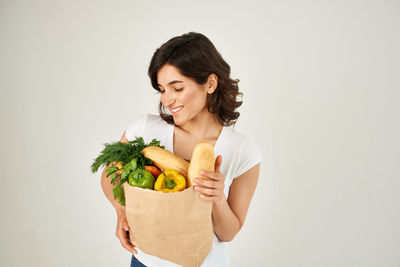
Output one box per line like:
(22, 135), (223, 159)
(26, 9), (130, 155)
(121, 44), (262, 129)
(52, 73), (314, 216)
(128, 168), (155, 189)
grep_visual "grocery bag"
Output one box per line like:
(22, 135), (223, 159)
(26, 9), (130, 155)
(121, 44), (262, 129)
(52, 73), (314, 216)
(123, 183), (213, 267)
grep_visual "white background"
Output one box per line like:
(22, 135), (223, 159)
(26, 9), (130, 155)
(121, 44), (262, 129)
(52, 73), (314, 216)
(1, 0), (399, 266)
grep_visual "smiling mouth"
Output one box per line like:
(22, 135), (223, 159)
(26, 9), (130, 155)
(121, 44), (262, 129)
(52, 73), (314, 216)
(170, 106), (183, 116)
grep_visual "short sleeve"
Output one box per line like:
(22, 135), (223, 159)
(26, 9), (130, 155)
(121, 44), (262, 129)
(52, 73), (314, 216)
(125, 114), (148, 141)
(234, 137), (263, 178)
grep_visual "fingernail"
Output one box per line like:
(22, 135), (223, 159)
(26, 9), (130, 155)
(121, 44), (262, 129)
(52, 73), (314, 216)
(194, 178), (199, 183)
(200, 170), (205, 175)
(124, 226), (129, 231)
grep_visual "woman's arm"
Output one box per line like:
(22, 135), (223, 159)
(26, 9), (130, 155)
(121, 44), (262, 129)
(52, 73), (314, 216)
(100, 131), (138, 254)
(101, 164), (125, 214)
(194, 156), (261, 242)
(213, 163), (260, 242)
(101, 131), (128, 214)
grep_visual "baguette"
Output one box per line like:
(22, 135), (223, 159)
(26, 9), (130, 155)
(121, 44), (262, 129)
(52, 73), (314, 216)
(188, 142), (215, 187)
(142, 146), (189, 178)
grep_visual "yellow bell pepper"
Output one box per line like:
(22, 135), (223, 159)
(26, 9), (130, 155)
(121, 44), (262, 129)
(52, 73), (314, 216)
(154, 169), (186, 192)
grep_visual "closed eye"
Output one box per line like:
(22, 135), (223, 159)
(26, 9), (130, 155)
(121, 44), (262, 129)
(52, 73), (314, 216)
(158, 88), (182, 94)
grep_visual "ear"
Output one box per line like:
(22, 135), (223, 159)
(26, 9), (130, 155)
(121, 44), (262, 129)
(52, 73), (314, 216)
(207, 74), (218, 94)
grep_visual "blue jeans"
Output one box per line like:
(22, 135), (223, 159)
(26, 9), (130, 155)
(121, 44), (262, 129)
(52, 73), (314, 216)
(130, 254), (147, 267)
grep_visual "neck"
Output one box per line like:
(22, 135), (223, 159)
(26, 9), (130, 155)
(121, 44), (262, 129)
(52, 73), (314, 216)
(176, 109), (223, 142)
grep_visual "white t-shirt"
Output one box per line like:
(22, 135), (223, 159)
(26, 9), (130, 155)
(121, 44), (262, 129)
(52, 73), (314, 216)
(125, 114), (263, 267)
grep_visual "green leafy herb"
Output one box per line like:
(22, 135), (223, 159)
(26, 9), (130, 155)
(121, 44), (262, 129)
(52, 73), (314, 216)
(91, 137), (164, 173)
(91, 136), (164, 206)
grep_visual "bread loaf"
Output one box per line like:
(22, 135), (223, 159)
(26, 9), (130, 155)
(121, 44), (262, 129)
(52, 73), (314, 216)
(188, 142), (215, 187)
(142, 146), (189, 178)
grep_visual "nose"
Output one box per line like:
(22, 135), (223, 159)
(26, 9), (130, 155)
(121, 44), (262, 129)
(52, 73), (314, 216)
(161, 89), (175, 108)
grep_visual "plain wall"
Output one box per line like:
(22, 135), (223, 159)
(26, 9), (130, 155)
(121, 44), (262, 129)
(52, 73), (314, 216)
(1, 0), (399, 266)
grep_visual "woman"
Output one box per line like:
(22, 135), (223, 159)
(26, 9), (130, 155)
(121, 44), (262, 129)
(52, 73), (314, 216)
(101, 32), (262, 266)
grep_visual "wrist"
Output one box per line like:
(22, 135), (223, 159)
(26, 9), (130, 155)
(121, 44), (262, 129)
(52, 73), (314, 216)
(213, 194), (227, 207)
(115, 205), (126, 215)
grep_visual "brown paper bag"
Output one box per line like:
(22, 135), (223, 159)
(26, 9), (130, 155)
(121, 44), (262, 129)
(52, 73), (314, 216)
(123, 183), (214, 267)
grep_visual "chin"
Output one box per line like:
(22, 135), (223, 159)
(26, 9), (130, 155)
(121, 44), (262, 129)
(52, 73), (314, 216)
(172, 117), (183, 126)
(172, 115), (188, 126)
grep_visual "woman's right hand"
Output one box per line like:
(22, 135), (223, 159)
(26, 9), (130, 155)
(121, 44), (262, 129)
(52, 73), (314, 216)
(116, 209), (138, 255)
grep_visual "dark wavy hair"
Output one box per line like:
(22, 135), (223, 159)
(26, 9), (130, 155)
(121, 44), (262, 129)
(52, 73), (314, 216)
(148, 32), (242, 126)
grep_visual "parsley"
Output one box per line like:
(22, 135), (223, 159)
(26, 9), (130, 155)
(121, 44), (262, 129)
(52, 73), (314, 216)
(91, 137), (164, 205)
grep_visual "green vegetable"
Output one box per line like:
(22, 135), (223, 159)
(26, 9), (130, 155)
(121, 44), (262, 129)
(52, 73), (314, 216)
(120, 158), (138, 181)
(91, 137), (164, 173)
(91, 137), (164, 205)
(128, 169), (155, 189)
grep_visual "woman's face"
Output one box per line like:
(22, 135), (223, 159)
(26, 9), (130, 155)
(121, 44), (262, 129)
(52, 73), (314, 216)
(157, 64), (211, 126)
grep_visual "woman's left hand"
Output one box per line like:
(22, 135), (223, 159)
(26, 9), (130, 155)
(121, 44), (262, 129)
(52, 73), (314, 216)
(193, 155), (225, 203)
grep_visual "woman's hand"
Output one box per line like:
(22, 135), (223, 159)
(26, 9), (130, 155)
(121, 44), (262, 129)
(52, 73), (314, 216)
(193, 155), (225, 203)
(116, 210), (138, 255)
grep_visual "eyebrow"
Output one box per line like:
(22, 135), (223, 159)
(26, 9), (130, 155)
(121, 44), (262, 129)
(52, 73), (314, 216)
(157, 80), (184, 87)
